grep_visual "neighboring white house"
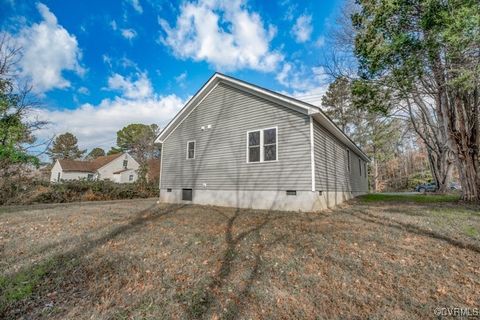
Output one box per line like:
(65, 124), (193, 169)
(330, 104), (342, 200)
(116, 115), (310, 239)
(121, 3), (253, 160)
(50, 153), (140, 183)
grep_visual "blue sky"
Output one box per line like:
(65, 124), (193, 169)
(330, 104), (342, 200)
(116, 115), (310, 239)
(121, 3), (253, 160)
(1, 0), (343, 152)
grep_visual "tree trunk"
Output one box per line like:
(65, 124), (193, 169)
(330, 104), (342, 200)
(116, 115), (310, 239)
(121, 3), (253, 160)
(426, 147), (453, 193)
(442, 92), (480, 201)
(371, 146), (378, 192)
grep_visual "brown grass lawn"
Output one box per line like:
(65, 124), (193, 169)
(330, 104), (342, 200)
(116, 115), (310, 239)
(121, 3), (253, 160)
(0, 197), (479, 319)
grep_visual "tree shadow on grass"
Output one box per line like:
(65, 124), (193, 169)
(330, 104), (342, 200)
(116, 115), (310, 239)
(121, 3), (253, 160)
(182, 207), (286, 320)
(345, 208), (480, 254)
(0, 203), (185, 319)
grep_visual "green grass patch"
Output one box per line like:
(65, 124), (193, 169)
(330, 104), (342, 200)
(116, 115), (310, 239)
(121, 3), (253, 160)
(464, 226), (479, 238)
(0, 258), (56, 311)
(359, 193), (460, 204)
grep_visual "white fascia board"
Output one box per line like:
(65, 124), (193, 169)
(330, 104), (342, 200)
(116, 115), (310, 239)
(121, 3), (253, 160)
(215, 74), (314, 116)
(155, 74), (220, 144)
(155, 73), (370, 163)
(155, 73), (314, 144)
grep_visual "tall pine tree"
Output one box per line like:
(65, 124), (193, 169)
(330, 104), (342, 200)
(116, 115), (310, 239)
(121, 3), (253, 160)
(47, 132), (86, 161)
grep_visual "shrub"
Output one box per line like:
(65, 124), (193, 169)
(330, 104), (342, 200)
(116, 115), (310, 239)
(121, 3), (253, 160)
(0, 178), (159, 205)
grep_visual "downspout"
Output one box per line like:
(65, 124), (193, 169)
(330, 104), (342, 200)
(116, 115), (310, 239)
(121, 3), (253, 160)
(309, 116), (316, 192)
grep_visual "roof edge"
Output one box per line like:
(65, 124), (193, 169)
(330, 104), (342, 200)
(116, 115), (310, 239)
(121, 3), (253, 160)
(155, 72), (370, 162)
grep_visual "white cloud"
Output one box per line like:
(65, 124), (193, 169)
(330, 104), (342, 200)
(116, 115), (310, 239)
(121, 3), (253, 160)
(102, 54), (113, 68)
(175, 71), (187, 83)
(158, 0), (283, 71)
(34, 94), (184, 151)
(126, 0), (143, 14)
(121, 28), (137, 40)
(35, 71), (184, 150)
(15, 3), (84, 92)
(291, 14), (313, 43)
(107, 72), (153, 99)
(77, 86), (89, 95)
(315, 36), (325, 47)
(110, 20), (118, 30)
(276, 63), (328, 106)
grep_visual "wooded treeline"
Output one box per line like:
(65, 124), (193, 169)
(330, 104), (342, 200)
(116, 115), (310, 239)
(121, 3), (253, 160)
(320, 0), (478, 199)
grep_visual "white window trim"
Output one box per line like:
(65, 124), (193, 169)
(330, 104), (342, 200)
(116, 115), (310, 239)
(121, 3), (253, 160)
(246, 126), (279, 163)
(186, 140), (196, 160)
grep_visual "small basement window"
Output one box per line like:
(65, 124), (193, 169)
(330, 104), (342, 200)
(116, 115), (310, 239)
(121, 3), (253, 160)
(286, 190), (297, 196)
(182, 188), (193, 201)
(167, 188), (172, 192)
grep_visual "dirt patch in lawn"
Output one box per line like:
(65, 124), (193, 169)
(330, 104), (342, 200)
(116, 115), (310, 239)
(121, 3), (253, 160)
(0, 199), (479, 319)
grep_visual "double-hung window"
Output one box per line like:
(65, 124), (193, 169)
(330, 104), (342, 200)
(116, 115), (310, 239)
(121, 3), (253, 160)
(247, 127), (277, 163)
(187, 140), (195, 159)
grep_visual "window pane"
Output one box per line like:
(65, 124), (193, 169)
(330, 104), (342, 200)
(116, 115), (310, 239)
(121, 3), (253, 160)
(264, 128), (276, 145)
(188, 141), (195, 159)
(249, 146), (260, 162)
(248, 131), (260, 146)
(264, 145), (276, 161)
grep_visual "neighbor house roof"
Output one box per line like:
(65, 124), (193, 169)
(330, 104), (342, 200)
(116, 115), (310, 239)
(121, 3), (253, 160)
(155, 72), (369, 161)
(58, 153), (124, 172)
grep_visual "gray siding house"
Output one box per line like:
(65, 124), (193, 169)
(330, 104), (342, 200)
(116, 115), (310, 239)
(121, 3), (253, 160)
(155, 73), (369, 211)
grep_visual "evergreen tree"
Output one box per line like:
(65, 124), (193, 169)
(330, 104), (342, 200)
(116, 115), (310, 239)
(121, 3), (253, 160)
(47, 132), (86, 161)
(87, 147), (105, 159)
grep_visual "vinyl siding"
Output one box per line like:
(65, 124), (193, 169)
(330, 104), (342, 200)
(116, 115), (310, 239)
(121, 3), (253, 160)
(313, 119), (368, 192)
(161, 83), (312, 191)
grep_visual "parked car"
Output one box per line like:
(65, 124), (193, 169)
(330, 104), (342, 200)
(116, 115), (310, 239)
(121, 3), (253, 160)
(449, 182), (461, 190)
(415, 182), (437, 192)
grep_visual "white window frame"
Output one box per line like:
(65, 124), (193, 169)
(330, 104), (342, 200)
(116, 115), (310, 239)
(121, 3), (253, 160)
(186, 140), (196, 160)
(246, 126), (278, 163)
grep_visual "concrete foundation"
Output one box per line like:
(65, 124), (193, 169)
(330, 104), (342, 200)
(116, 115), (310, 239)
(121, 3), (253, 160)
(159, 189), (366, 212)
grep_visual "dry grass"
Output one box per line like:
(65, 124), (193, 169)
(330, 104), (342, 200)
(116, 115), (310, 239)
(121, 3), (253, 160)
(1, 197), (479, 319)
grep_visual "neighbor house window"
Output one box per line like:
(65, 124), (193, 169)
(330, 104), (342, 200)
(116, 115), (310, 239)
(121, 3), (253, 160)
(129, 175), (134, 181)
(346, 149), (351, 172)
(123, 160), (128, 168)
(57, 172), (61, 182)
(87, 173), (94, 181)
(187, 141), (195, 159)
(247, 127), (277, 163)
